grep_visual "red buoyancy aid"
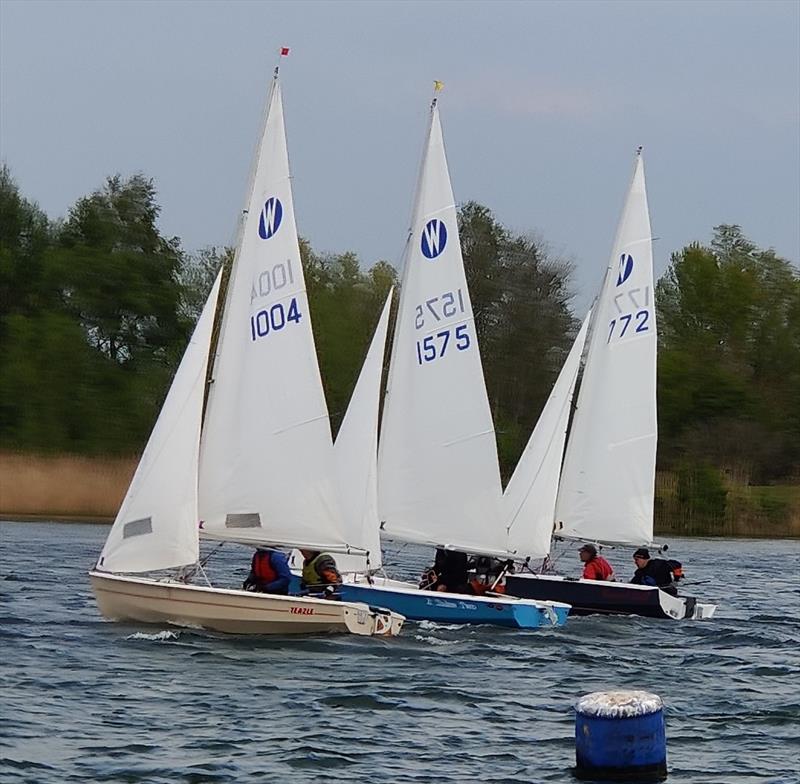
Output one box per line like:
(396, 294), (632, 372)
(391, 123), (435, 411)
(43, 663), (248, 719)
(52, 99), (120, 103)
(252, 551), (278, 584)
(583, 555), (614, 581)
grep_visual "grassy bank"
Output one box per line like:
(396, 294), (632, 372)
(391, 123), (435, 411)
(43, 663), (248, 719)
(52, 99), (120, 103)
(2, 452), (798, 537)
(655, 471), (800, 538)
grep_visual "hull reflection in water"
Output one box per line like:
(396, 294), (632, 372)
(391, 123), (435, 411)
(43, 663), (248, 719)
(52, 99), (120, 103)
(90, 572), (404, 637)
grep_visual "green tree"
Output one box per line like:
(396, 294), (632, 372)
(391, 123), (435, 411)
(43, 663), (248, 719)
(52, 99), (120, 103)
(458, 201), (576, 477)
(657, 225), (800, 482)
(54, 174), (184, 365)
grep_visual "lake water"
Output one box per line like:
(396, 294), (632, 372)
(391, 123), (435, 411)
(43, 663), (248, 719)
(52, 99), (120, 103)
(1, 522), (798, 783)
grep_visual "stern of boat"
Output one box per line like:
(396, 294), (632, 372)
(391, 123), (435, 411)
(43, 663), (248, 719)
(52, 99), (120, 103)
(342, 603), (404, 636)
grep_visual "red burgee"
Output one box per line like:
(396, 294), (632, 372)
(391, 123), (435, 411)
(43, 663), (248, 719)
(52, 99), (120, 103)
(280, 47), (290, 56)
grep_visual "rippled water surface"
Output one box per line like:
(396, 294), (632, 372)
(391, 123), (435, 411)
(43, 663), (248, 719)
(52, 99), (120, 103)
(1, 522), (798, 783)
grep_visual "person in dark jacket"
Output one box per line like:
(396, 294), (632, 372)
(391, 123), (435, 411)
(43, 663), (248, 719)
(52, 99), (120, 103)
(243, 548), (292, 595)
(630, 547), (677, 596)
(420, 548), (470, 593)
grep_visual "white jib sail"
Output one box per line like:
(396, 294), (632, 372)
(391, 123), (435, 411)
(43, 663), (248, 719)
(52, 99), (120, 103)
(378, 102), (506, 555)
(97, 272), (222, 573)
(198, 77), (350, 552)
(554, 152), (657, 546)
(333, 290), (393, 575)
(503, 312), (590, 560)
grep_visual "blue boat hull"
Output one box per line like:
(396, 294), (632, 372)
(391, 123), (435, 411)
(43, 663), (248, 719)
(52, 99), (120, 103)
(339, 583), (569, 628)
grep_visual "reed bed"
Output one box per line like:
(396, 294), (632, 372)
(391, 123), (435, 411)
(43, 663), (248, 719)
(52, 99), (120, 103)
(0, 452), (136, 521)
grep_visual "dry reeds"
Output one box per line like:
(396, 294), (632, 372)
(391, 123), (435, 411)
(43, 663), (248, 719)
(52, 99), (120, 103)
(0, 451), (137, 521)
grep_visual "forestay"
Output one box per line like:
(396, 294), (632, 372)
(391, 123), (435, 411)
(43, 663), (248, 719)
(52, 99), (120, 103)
(333, 292), (393, 574)
(378, 102), (506, 556)
(554, 153), (657, 546)
(198, 77), (350, 552)
(97, 273), (222, 573)
(503, 312), (590, 559)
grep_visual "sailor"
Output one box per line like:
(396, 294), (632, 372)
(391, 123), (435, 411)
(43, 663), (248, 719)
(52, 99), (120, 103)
(299, 549), (342, 591)
(424, 548), (470, 594)
(242, 548), (292, 595)
(578, 543), (615, 581)
(630, 548), (678, 595)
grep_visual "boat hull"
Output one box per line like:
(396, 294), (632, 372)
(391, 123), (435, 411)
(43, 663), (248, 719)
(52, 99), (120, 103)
(339, 578), (570, 628)
(90, 572), (404, 636)
(505, 574), (716, 620)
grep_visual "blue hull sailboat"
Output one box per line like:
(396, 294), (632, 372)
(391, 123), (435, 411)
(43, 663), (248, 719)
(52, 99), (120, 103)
(332, 86), (569, 629)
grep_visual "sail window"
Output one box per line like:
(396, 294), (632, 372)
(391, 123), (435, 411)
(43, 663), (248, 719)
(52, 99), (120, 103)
(123, 517), (153, 539)
(225, 513), (262, 529)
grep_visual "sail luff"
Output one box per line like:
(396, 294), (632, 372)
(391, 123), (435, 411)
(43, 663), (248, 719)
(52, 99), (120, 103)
(554, 153), (657, 546)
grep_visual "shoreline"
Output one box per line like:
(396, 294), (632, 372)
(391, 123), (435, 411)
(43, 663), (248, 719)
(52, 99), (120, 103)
(1, 515), (798, 540)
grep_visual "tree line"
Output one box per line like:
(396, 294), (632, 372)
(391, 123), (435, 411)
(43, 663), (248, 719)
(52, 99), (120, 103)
(1, 167), (798, 531)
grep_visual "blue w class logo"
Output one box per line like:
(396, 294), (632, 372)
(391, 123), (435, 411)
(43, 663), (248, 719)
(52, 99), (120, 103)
(421, 219), (447, 259)
(258, 197), (283, 239)
(616, 253), (634, 286)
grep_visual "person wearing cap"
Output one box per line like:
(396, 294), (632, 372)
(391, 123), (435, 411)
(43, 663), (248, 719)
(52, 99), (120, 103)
(630, 548), (678, 595)
(578, 544), (615, 581)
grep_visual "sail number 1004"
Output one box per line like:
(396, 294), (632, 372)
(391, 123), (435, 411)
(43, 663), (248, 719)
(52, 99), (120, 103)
(250, 298), (302, 341)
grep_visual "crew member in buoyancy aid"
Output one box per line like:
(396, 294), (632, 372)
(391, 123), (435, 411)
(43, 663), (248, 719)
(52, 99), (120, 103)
(299, 549), (342, 592)
(243, 548), (292, 595)
(468, 555), (513, 595)
(630, 548), (682, 596)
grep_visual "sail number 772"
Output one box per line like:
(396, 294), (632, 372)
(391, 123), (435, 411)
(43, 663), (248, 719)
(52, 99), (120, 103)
(607, 309), (650, 343)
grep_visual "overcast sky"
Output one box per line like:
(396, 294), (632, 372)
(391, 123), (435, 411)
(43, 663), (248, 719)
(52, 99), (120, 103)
(2, 0), (798, 313)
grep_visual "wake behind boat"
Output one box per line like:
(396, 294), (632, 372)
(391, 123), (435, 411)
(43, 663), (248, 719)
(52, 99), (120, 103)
(89, 68), (403, 638)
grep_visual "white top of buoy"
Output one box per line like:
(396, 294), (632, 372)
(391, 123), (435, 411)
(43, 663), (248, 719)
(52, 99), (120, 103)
(576, 690), (663, 718)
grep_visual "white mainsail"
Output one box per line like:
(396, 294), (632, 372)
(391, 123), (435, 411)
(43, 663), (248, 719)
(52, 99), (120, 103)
(554, 152), (657, 545)
(333, 291), (393, 575)
(198, 76), (351, 553)
(378, 99), (506, 556)
(503, 312), (590, 559)
(97, 272), (222, 573)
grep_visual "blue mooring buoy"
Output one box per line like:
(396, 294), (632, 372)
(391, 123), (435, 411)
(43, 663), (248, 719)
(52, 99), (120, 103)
(574, 690), (667, 782)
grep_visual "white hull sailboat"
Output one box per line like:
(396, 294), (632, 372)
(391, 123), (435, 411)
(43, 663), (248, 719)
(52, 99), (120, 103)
(338, 87), (569, 629)
(90, 67), (403, 638)
(91, 573), (401, 636)
(503, 151), (716, 621)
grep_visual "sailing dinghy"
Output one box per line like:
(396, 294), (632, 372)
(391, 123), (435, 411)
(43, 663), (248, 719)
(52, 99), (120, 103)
(337, 91), (569, 628)
(90, 70), (403, 637)
(504, 151), (716, 620)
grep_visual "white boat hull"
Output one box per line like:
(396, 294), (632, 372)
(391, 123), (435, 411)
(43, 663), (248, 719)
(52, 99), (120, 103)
(90, 572), (404, 637)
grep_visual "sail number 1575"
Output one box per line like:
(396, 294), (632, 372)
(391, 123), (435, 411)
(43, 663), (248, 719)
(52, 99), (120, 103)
(416, 325), (471, 364)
